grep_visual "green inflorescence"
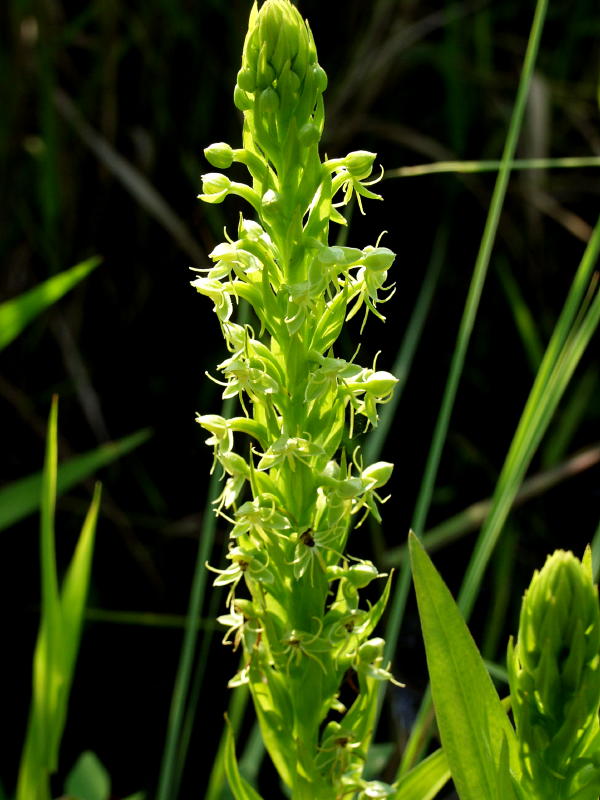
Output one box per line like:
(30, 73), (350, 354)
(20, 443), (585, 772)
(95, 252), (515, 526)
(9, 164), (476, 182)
(508, 548), (600, 800)
(195, 1), (400, 797)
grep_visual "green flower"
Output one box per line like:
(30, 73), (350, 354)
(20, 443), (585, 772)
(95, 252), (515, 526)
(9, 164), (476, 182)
(194, 1), (398, 795)
(508, 548), (600, 799)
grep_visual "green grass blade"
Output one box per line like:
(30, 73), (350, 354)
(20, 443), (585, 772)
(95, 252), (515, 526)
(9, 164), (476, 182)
(0, 428), (151, 533)
(0, 257), (101, 351)
(392, 747), (450, 800)
(205, 681), (251, 800)
(397, 224), (600, 774)
(156, 391), (237, 800)
(495, 256), (544, 371)
(481, 525), (518, 659)
(17, 399), (61, 799)
(408, 534), (519, 800)
(38, 395), (61, 770)
(383, 443), (600, 567)
(385, 156), (600, 179)
(159, 305), (251, 799)
(17, 398), (61, 799)
(156, 466), (221, 800)
(54, 482), (102, 749)
(542, 368), (598, 466)
(83, 608), (215, 628)
(223, 722), (265, 800)
(411, 0), (549, 538)
(381, 0), (548, 692)
(457, 223), (600, 618)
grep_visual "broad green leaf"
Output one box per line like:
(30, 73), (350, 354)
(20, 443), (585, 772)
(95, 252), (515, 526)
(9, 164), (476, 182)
(224, 722), (265, 800)
(392, 747), (450, 800)
(408, 533), (519, 800)
(0, 257), (100, 351)
(0, 428), (151, 532)
(64, 751), (110, 800)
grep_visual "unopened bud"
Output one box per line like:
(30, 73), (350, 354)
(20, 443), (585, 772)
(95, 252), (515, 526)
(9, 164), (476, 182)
(236, 67), (256, 93)
(346, 562), (381, 589)
(204, 142), (234, 169)
(363, 371), (398, 396)
(361, 461), (394, 489)
(362, 247), (395, 272)
(508, 548), (600, 793)
(345, 150), (376, 179)
(259, 86), (280, 113)
(298, 122), (320, 147)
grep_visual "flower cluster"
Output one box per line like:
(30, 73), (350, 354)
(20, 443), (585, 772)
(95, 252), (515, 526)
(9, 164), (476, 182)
(508, 548), (600, 800)
(195, 1), (400, 797)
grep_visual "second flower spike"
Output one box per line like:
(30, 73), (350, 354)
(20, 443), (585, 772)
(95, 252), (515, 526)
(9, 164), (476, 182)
(508, 547), (600, 799)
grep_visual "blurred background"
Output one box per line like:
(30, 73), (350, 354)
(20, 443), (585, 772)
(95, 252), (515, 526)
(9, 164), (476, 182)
(2, 0), (599, 796)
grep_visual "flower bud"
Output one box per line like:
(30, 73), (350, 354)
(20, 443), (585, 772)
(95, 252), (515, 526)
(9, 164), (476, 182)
(236, 67), (256, 94)
(508, 548), (600, 794)
(361, 462), (394, 489)
(311, 63), (328, 93)
(345, 150), (376, 179)
(298, 122), (320, 147)
(346, 561), (381, 589)
(362, 371), (398, 397)
(233, 85), (253, 111)
(259, 86), (280, 113)
(239, 0), (326, 138)
(362, 247), (395, 272)
(204, 142), (235, 169)
(261, 189), (282, 222)
(242, 0), (312, 87)
(199, 172), (231, 204)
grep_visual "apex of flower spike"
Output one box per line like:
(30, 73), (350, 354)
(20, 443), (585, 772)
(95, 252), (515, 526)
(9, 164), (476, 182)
(508, 547), (600, 793)
(235, 0), (327, 112)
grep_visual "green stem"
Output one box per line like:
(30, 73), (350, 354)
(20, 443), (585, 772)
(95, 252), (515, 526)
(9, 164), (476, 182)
(386, 0), (550, 773)
(385, 156), (600, 179)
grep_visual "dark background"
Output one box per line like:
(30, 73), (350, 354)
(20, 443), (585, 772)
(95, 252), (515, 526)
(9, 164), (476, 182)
(2, 0), (599, 796)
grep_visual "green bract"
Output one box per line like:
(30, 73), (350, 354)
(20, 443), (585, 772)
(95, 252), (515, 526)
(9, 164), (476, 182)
(195, 1), (399, 797)
(508, 548), (600, 799)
